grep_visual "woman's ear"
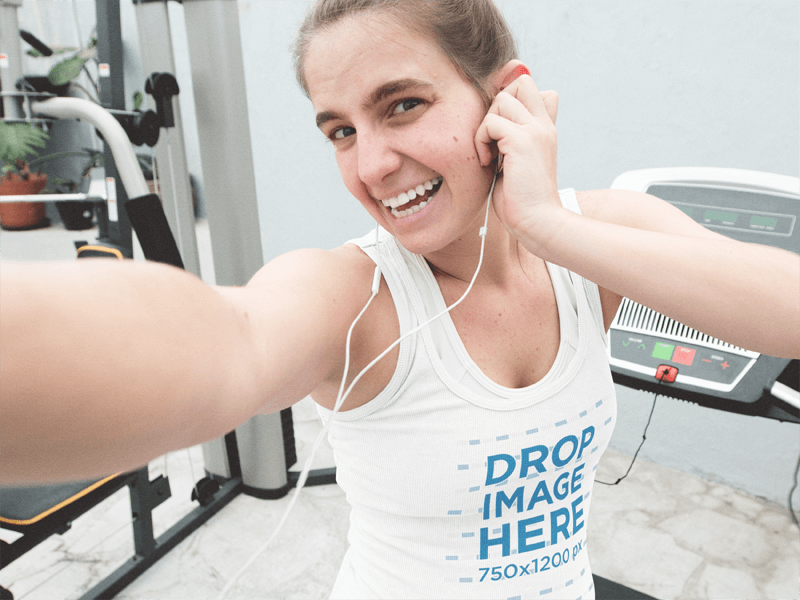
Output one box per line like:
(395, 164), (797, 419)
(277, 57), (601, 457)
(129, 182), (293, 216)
(492, 60), (530, 94)
(491, 60), (558, 125)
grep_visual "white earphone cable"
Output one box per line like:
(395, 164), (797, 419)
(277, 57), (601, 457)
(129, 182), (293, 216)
(218, 170), (498, 599)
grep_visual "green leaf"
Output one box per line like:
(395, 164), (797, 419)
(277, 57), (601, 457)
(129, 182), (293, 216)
(48, 55), (87, 86)
(26, 48), (44, 58)
(132, 91), (144, 111)
(0, 122), (50, 166)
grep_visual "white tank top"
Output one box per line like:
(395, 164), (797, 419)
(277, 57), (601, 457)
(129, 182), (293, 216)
(317, 189), (617, 600)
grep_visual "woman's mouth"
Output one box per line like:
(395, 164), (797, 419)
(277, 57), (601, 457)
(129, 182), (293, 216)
(380, 176), (443, 218)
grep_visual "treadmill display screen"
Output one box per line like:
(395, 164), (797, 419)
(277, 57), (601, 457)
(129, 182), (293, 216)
(646, 185), (798, 252)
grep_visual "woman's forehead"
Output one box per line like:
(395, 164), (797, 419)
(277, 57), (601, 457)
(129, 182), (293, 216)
(304, 13), (453, 105)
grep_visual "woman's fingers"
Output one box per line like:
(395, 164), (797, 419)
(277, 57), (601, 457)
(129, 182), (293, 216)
(502, 74), (549, 122)
(474, 83), (558, 167)
(541, 90), (559, 125)
(475, 111), (514, 166)
(473, 72), (561, 235)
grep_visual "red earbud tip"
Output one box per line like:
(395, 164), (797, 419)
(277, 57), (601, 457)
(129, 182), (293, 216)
(501, 65), (531, 90)
(511, 65), (531, 79)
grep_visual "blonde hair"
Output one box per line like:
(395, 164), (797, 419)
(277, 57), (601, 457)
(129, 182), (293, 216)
(293, 0), (518, 105)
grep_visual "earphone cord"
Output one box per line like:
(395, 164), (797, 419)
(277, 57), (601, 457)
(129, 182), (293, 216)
(218, 171), (499, 599)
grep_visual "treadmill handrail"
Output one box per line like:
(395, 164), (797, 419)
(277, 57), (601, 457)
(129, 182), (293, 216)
(771, 381), (800, 410)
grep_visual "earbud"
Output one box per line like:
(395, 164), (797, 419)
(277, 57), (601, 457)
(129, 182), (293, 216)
(500, 64), (530, 91)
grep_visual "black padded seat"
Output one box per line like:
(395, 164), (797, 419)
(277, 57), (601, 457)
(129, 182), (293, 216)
(0, 475), (119, 532)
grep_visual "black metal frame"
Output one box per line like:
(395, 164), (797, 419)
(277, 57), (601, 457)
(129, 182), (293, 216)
(76, 470), (242, 600)
(0, 431), (245, 600)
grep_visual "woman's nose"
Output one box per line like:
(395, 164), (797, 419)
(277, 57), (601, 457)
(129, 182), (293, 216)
(356, 130), (402, 188)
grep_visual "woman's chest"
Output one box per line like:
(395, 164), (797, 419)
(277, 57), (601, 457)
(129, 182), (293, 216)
(441, 275), (563, 390)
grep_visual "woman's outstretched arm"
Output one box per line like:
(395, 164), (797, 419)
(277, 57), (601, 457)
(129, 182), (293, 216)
(0, 249), (374, 484)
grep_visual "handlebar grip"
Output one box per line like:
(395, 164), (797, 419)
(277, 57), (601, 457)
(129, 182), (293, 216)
(19, 29), (53, 57)
(125, 193), (185, 270)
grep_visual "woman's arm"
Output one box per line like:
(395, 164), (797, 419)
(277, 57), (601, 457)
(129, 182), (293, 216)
(0, 249), (373, 483)
(529, 189), (800, 359)
(476, 72), (798, 358)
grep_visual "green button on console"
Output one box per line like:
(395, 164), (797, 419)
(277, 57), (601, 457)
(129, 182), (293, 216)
(652, 342), (674, 360)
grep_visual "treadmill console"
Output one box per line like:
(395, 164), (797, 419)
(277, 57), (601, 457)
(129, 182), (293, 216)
(609, 170), (799, 423)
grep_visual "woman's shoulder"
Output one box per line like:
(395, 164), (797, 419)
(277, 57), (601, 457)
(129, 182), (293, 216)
(249, 244), (376, 292)
(257, 242), (393, 328)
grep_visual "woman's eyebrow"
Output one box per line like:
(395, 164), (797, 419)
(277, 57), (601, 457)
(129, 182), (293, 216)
(362, 78), (433, 111)
(316, 111), (340, 129)
(315, 78), (433, 130)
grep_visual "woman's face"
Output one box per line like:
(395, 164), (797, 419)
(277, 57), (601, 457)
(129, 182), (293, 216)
(304, 13), (495, 254)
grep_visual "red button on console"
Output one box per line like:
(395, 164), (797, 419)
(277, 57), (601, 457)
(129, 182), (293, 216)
(656, 365), (678, 383)
(673, 346), (696, 366)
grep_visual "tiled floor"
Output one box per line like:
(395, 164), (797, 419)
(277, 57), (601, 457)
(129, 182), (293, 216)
(1, 220), (798, 599)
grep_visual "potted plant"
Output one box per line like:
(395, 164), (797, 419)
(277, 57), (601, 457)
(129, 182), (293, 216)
(18, 31), (147, 230)
(35, 146), (103, 230)
(0, 121), (50, 230)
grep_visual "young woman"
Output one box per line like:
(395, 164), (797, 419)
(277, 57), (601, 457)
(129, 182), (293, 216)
(1, 0), (798, 597)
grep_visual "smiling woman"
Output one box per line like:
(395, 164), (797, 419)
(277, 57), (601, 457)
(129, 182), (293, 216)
(0, 1), (798, 599)
(303, 16), (500, 256)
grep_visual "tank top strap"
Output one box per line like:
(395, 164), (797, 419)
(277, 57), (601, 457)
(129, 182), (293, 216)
(349, 226), (427, 331)
(339, 227), (419, 415)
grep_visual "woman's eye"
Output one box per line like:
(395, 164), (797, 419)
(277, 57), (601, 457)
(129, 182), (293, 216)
(331, 126), (355, 140)
(392, 98), (423, 115)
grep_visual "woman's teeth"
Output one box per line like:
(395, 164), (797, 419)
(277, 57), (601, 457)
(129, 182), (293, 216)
(380, 176), (442, 218)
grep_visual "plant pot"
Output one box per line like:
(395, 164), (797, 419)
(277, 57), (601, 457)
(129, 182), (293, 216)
(0, 172), (49, 230)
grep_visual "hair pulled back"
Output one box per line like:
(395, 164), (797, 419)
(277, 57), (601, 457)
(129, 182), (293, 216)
(293, 0), (518, 105)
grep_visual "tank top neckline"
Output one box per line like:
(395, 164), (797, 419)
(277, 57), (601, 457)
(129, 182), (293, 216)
(396, 240), (590, 408)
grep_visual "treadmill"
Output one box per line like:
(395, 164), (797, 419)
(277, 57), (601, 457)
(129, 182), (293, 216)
(608, 167), (799, 424)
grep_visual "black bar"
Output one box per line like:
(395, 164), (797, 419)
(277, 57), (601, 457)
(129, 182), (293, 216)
(95, 0), (133, 255)
(287, 467), (337, 488)
(595, 574), (659, 599)
(125, 193), (185, 268)
(224, 431), (242, 479)
(128, 468), (156, 556)
(281, 407), (297, 471)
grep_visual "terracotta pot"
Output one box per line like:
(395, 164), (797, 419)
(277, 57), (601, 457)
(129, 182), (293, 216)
(0, 172), (49, 230)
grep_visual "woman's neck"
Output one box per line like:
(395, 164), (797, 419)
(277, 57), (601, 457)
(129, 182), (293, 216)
(422, 202), (524, 288)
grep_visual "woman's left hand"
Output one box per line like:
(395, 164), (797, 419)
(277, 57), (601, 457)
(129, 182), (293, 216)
(474, 73), (563, 250)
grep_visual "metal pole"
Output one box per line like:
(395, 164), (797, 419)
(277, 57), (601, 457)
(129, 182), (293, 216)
(182, 0), (291, 496)
(131, 0), (201, 277)
(96, 0), (133, 255)
(0, 0), (24, 119)
(182, 0), (264, 286)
